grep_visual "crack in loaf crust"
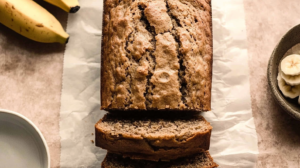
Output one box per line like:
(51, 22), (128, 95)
(101, 0), (212, 111)
(95, 114), (212, 161)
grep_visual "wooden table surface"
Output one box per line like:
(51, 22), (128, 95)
(1, 0), (300, 167)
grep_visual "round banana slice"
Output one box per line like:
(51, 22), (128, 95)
(280, 68), (300, 86)
(281, 54), (300, 76)
(277, 74), (300, 99)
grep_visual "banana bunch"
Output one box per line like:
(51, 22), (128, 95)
(0, 0), (80, 44)
(278, 54), (300, 101)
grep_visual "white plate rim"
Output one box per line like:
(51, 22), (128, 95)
(0, 109), (50, 168)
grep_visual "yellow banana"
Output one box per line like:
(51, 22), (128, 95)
(0, 0), (69, 44)
(44, 0), (80, 13)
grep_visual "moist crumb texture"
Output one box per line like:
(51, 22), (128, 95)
(102, 152), (218, 168)
(101, 0), (212, 111)
(95, 114), (212, 161)
(98, 114), (210, 138)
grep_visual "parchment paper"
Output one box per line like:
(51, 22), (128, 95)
(59, 0), (259, 167)
(203, 0), (259, 167)
(59, 0), (105, 167)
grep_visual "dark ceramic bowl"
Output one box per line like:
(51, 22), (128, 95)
(268, 24), (300, 120)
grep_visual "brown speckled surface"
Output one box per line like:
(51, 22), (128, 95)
(0, 1), (67, 168)
(244, 0), (300, 167)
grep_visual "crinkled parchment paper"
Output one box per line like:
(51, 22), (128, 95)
(60, 0), (259, 167)
(203, 0), (259, 167)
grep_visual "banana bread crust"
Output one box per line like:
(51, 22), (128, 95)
(95, 114), (212, 161)
(101, 0), (212, 111)
(101, 152), (218, 168)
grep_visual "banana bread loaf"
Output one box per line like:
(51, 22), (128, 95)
(101, 0), (212, 111)
(102, 152), (218, 168)
(95, 114), (212, 161)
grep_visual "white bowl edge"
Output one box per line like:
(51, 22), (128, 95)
(0, 109), (50, 168)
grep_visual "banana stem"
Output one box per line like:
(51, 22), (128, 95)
(70, 6), (80, 13)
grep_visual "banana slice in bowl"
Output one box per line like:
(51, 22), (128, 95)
(279, 61), (300, 86)
(280, 70), (300, 86)
(281, 54), (300, 76)
(277, 73), (300, 99)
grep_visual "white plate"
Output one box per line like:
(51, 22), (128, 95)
(0, 109), (50, 168)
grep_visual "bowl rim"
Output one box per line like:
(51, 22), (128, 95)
(267, 24), (300, 121)
(0, 109), (50, 168)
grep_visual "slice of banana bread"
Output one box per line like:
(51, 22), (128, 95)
(95, 114), (212, 161)
(101, 0), (212, 112)
(101, 152), (218, 168)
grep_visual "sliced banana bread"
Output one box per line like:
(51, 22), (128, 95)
(95, 114), (212, 161)
(102, 152), (218, 168)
